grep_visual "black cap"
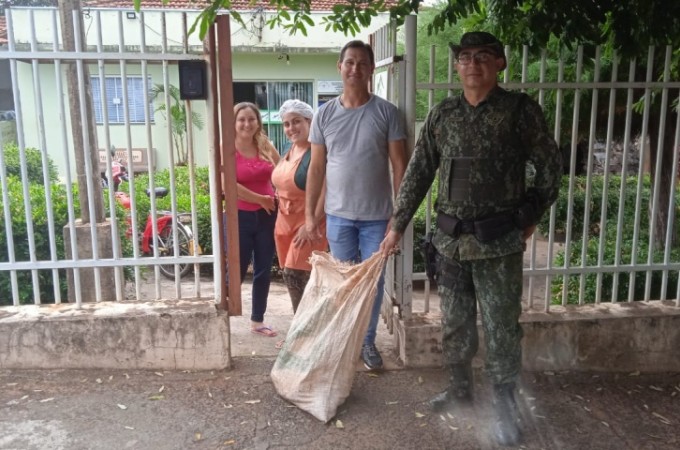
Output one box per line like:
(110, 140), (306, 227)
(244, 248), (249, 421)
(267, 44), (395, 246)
(449, 31), (507, 70)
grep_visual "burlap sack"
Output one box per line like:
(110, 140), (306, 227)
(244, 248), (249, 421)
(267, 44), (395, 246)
(270, 251), (386, 422)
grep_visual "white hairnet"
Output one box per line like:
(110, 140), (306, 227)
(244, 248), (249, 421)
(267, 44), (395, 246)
(279, 99), (314, 120)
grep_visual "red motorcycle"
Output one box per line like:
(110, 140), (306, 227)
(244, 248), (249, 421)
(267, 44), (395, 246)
(103, 156), (199, 279)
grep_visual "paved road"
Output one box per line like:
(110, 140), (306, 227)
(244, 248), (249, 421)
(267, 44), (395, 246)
(1, 359), (678, 449)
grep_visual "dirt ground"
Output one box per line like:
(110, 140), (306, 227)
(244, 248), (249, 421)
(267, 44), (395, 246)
(1, 361), (678, 449)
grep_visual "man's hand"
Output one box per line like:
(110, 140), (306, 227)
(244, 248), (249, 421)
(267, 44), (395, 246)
(379, 230), (403, 258)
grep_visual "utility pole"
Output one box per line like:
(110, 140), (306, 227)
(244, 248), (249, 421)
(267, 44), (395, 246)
(58, 0), (104, 223)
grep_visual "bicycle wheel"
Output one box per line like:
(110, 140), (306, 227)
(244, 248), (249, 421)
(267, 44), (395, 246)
(157, 221), (193, 279)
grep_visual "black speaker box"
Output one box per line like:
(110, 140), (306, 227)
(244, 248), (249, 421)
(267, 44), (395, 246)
(178, 60), (207, 100)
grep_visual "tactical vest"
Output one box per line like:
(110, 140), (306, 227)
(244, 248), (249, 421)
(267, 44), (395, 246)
(437, 92), (529, 213)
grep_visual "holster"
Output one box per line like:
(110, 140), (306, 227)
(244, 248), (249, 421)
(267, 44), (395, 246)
(420, 232), (439, 283)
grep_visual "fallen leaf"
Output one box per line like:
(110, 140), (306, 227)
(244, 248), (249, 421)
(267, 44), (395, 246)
(335, 420), (344, 429)
(649, 385), (664, 392)
(224, 377), (231, 381)
(96, 378), (102, 384)
(544, 371), (555, 376)
(629, 370), (640, 376)
(39, 398), (54, 403)
(367, 373), (379, 378)
(446, 413), (454, 420)
(415, 412), (425, 418)
(148, 395), (165, 401)
(154, 372), (164, 377)
(417, 376), (423, 384)
(440, 415), (446, 421)
(124, 373), (130, 379)
(6, 383), (17, 386)
(251, 351), (256, 355)
(534, 414), (547, 419)
(467, 425), (473, 430)
(208, 391), (213, 398)
(602, 421), (610, 427)
(194, 432), (202, 441)
(583, 406), (591, 412)
(124, 426), (134, 430)
(20, 395), (28, 400)
(419, 423), (427, 427)
(223, 440), (236, 446)
(117, 404), (127, 410)
(159, 385), (165, 393)
(449, 426), (458, 431)
(223, 404), (233, 409)
(244, 400), (261, 405)
(385, 401), (399, 405)
(108, 375), (113, 381)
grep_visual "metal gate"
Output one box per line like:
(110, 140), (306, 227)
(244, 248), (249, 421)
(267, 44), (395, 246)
(0, 6), (219, 307)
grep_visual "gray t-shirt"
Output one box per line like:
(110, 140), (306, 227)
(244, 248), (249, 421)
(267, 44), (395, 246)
(310, 95), (406, 220)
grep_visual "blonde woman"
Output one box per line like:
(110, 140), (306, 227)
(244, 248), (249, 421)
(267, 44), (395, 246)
(232, 102), (280, 337)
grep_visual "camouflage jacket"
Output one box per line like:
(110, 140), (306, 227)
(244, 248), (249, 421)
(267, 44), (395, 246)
(392, 87), (562, 260)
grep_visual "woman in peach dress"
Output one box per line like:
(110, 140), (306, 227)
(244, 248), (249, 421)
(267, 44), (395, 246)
(271, 100), (328, 318)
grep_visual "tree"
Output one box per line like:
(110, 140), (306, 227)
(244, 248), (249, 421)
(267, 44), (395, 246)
(139, 0), (679, 248)
(150, 84), (204, 166)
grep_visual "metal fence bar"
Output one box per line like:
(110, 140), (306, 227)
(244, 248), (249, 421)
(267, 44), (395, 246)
(116, 10), (144, 300)
(663, 88), (680, 301)
(645, 46), (673, 301)
(628, 47), (655, 302)
(29, 9), (61, 303)
(95, 10), (125, 302)
(8, 10), (42, 305)
(578, 46), (601, 303)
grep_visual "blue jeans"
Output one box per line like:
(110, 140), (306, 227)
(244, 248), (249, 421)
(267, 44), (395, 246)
(226, 209), (277, 323)
(326, 214), (387, 346)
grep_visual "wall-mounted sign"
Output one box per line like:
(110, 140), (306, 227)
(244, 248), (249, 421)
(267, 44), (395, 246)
(317, 80), (343, 94)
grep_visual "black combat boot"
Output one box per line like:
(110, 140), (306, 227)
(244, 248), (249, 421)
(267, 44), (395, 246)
(492, 383), (521, 446)
(428, 364), (473, 411)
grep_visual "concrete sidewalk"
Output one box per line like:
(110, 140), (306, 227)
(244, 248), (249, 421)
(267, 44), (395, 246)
(230, 278), (405, 370)
(2, 277), (679, 449)
(1, 358), (678, 449)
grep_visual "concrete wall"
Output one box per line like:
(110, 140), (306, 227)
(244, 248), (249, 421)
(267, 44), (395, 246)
(0, 300), (230, 370)
(393, 301), (680, 373)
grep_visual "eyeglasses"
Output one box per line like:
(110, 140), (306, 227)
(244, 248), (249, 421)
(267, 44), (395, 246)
(456, 51), (497, 65)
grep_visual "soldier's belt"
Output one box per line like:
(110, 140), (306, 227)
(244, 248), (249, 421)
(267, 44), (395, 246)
(436, 211), (517, 243)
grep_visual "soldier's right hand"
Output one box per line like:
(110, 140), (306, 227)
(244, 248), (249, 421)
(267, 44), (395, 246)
(379, 230), (402, 258)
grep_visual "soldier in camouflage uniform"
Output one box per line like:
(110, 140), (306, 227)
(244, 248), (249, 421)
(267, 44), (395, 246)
(380, 31), (562, 446)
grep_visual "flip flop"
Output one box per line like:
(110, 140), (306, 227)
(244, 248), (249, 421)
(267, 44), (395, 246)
(251, 325), (278, 337)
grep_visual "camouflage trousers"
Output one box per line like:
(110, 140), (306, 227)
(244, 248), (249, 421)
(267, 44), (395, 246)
(436, 251), (524, 385)
(282, 268), (311, 314)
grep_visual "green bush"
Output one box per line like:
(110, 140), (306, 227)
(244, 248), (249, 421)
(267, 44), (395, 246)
(2, 143), (59, 184)
(550, 175), (680, 304)
(537, 175), (650, 240)
(0, 176), (79, 305)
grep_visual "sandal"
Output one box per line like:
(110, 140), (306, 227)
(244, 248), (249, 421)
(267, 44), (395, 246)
(251, 325), (278, 337)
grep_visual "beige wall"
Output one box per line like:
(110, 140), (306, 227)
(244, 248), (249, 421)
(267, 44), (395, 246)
(8, 7), (380, 179)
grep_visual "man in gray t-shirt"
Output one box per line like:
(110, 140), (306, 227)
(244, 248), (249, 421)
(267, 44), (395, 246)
(304, 40), (407, 370)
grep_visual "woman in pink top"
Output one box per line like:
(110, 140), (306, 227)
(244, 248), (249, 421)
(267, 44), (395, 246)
(271, 100), (327, 316)
(232, 102), (280, 337)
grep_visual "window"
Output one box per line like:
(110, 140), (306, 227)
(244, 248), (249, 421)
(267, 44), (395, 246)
(91, 76), (154, 124)
(233, 81), (314, 154)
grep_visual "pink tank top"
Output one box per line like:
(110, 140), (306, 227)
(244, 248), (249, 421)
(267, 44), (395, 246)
(236, 151), (275, 211)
